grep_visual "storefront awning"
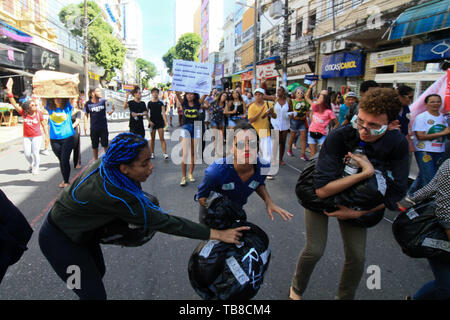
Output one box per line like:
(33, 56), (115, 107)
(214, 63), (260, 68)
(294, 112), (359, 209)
(0, 67), (34, 79)
(389, 0), (450, 40)
(374, 71), (445, 84)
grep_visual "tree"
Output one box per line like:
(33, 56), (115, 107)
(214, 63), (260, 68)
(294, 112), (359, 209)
(59, 1), (126, 83)
(162, 33), (202, 75)
(136, 58), (157, 89)
(175, 33), (202, 61)
(162, 46), (177, 75)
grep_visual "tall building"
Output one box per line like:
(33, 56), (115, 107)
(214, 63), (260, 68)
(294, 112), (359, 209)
(122, 0), (143, 85)
(200, 0), (224, 63)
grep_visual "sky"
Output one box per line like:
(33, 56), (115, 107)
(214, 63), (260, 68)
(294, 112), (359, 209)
(137, 0), (175, 76)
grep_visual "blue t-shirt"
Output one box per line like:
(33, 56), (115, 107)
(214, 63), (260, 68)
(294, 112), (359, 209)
(196, 157), (269, 208)
(338, 104), (349, 125)
(84, 99), (108, 131)
(46, 101), (74, 140)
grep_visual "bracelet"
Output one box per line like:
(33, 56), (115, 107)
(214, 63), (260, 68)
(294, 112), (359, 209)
(8, 93), (13, 98)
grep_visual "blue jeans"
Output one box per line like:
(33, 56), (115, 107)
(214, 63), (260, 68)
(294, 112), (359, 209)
(408, 151), (444, 196)
(413, 258), (450, 300)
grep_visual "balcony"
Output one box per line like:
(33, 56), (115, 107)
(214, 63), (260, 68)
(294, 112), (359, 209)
(288, 35), (314, 59)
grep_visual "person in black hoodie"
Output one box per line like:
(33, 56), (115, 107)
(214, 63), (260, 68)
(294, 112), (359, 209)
(289, 88), (410, 300)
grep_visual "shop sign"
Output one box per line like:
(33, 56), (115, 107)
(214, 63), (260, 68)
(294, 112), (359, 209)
(232, 74), (241, 82)
(256, 62), (277, 80)
(241, 70), (253, 81)
(413, 38), (450, 62)
(321, 51), (364, 79)
(287, 63), (312, 77)
(369, 46), (412, 68)
(25, 44), (59, 71)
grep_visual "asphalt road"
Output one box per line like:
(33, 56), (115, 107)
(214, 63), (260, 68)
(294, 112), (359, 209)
(0, 118), (432, 300)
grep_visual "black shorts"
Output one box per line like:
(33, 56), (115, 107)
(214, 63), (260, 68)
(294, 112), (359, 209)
(150, 121), (165, 130)
(90, 128), (109, 149)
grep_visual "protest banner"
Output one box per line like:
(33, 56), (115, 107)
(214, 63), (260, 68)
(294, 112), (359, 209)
(172, 60), (213, 95)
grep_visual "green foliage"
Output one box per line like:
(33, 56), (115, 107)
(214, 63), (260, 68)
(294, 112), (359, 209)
(175, 33), (202, 61)
(136, 58), (157, 86)
(162, 46), (177, 75)
(162, 33), (202, 75)
(59, 1), (125, 82)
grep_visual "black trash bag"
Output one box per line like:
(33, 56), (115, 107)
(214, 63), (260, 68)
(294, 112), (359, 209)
(188, 221), (271, 300)
(203, 192), (247, 230)
(334, 169), (388, 228)
(94, 192), (159, 247)
(295, 155), (338, 213)
(392, 199), (450, 264)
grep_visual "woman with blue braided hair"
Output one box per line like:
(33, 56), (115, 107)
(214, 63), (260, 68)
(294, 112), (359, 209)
(38, 132), (249, 300)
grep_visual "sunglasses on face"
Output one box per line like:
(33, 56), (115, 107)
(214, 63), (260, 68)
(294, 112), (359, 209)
(351, 115), (387, 136)
(236, 140), (258, 150)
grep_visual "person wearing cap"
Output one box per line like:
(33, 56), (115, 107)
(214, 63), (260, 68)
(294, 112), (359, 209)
(247, 88), (277, 179)
(338, 92), (358, 126)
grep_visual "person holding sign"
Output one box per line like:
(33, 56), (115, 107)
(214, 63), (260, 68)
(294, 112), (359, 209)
(174, 91), (208, 186)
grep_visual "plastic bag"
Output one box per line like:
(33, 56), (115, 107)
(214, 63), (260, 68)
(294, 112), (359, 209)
(392, 199), (450, 264)
(295, 155), (337, 213)
(335, 169), (388, 228)
(202, 192), (247, 230)
(188, 221), (271, 300)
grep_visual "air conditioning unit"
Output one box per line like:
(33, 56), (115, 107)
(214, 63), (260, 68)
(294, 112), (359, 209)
(269, 0), (283, 20)
(320, 41), (333, 54)
(333, 39), (346, 52)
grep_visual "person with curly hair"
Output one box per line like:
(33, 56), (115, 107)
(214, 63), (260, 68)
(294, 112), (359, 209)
(289, 88), (410, 300)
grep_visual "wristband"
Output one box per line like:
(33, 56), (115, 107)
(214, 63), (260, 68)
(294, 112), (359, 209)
(8, 93), (13, 98)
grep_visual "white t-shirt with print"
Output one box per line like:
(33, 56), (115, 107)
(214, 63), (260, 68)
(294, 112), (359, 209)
(412, 111), (448, 153)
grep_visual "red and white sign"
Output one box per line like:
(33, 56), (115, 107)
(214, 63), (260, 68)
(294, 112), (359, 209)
(256, 62), (277, 80)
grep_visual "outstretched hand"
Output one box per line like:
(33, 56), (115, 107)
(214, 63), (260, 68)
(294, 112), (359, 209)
(266, 201), (293, 222)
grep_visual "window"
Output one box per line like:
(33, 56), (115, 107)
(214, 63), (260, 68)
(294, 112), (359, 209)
(3, 0), (14, 15)
(35, 0), (40, 21)
(296, 20), (303, 39)
(308, 12), (316, 33)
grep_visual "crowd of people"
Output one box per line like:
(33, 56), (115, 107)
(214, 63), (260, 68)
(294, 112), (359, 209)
(1, 75), (449, 301)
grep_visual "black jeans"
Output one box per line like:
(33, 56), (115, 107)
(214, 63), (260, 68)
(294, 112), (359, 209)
(39, 215), (107, 300)
(73, 129), (81, 168)
(51, 137), (74, 183)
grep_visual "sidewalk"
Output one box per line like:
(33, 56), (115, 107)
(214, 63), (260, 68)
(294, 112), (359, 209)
(0, 122), (23, 151)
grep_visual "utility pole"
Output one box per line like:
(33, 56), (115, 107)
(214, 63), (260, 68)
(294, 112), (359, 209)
(252, 0), (260, 92)
(282, 0), (290, 87)
(83, 0), (89, 97)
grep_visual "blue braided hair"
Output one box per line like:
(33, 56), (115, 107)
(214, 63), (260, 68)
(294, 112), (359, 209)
(72, 132), (166, 230)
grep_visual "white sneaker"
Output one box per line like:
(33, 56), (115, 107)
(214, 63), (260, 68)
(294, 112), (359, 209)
(163, 153), (169, 160)
(151, 153), (155, 159)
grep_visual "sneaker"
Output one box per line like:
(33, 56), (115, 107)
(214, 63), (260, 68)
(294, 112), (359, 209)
(300, 155), (309, 161)
(180, 177), (187, 186)
(266, 175), (274, 180)
(287, 150), (293, 157)
(41, 149), (50, 155)
(188, 174), (196, 182)
(151, 153), (155, 159)
(163, 153), (169, 160)
(292, 145), (298, 150)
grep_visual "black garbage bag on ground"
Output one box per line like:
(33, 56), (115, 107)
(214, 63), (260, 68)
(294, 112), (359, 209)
(202, 192), (247, 230)
(188, 221), (271, 300)
(295, 156), (337, 214)
(392, 199), (450, 264)
(94, 192), (158, 247)
(334, 169), (388, 228)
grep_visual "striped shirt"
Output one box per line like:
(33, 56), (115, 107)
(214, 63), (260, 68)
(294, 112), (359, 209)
(410, 158), (450, 229)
